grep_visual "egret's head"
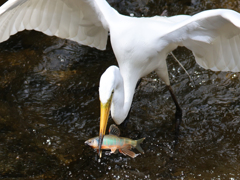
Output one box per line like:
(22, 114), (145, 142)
(99, 66), (116, 104)
(98, 66), (119, 157)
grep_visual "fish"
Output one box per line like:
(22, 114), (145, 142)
(85, 124), (145, 158)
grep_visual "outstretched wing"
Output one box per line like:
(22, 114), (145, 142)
(0, 0), (110, 50)
(162, 9), (240, 72)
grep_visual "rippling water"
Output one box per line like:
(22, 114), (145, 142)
(0, 0), (240, 179)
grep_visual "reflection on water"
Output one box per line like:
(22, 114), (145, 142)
(0, 0), (240, 179)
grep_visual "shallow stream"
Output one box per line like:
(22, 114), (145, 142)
(0, 0), (240, 179)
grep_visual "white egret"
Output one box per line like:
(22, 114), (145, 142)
(1, 0), (240, 156)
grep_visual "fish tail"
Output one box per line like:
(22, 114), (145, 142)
(135, 138), (145, 154)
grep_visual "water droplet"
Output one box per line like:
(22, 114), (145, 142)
(232, 74), (237, 78)
(46, 139), (51, 145)
(108, 166), (111, 170)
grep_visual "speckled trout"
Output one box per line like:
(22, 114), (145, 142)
(85, 124), (145, 158)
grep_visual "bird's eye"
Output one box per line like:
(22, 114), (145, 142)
(112, 90), (114, 94)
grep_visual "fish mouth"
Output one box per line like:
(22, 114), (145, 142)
(99, 95), (112, 158)
(84, 140), (89, 146)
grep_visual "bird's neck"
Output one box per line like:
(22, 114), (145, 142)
(111, 71), (138, 125)
(93, 0), (120, 30)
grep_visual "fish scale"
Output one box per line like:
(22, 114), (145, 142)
(102, 135), (135, 147)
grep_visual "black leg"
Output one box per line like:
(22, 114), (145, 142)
(120, 78), (142, 128)
(167, 85), (182, 139)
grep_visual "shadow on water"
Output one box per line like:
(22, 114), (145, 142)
(0, 0), (240, 179)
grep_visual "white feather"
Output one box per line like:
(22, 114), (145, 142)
(0, 0), (111, 50)
(1, 1), (240, 124)
(162, 9), (240, 72)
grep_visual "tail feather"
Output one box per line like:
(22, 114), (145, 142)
(135, 138), (145, 154)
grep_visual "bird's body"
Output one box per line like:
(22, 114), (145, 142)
(1, 0), (240, 157)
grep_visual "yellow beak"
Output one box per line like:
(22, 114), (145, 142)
(98, 94), (113, 158)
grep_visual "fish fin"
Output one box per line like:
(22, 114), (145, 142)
(135, 138), (145, 154)
(109, 124), (120, 136)
(120, 148), (138, 158)
(118, 146), (128, 155)
(110, 147), (118, 154)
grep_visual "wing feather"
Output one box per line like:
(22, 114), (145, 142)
(16, 3), (28, 31)
(58, 3), (71, 38)
(0, 0), (110, 50)
(162, 9), (240, 72)
(22, 1), (35, 29)
(29, 0), (44, 28)
(50, 1), (62, 36)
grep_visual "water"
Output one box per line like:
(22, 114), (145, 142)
(0, 0), (240, 179)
